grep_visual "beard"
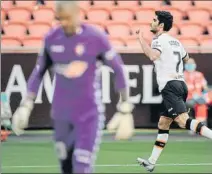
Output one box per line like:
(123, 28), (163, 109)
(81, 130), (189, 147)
(150, 29), (157, 34)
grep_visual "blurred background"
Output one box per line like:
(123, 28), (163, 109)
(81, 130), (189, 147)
(1, 0), (212, 51)
(1, 0), (212, 129)
(1, 1), (212, 173)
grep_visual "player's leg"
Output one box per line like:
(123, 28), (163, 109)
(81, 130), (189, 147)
(174, 112), (212, 139)
(148, 116), (172, 164)
(53, 118), (75, 174)
(137, 115), (172, 172)
(73, 112), (105, 173)
(174, 81), (212, 139)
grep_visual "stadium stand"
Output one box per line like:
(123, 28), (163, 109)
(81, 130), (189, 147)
(170, 1), (193, 12)
(27, 22), (51, 37)
(3, 22), (27, 39)
(1, 0), (212, 53)
(22, 36), (43, 47)
(7, 7), (32, 23)
(2, 36), (22, 47)
(32, 7), (55, 23)
(110, 8), (135, 22)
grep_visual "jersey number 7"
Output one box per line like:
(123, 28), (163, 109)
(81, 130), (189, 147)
(173, 51), (181, 73)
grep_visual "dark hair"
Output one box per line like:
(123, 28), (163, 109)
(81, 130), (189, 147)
(155, 11), (173, 31)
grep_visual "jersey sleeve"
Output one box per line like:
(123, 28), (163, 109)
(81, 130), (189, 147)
(27, 38), (53, 95)
(151, 38), (162, 53)
(180, 43), (188, 60)
(97, 32), (127, 90)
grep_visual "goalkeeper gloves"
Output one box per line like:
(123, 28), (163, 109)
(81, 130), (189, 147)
(107, 101), (134, 140)
(12, 98), (34, 136)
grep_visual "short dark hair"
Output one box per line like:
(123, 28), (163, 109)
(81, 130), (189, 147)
(155, 11), (173, 31)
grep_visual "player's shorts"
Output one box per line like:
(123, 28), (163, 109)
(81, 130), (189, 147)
(52, 111), (105, 173)
(160, 80), (188, 119)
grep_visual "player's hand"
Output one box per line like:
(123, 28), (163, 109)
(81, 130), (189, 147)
(136, 29), (144, 40)
(12, 98), (34, 136)
(107, 101), (134, 140)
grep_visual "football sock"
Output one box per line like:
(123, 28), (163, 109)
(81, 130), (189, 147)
(148, 129), (169, 165)
(186, 118), (212, 139)
(60, 146), (74, 174)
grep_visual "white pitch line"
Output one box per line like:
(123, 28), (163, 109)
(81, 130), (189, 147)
(2, 163), (212, 169)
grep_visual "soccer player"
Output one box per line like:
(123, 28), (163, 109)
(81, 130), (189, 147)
(12, 1), (134, 173)
(136, 11), (212, 172)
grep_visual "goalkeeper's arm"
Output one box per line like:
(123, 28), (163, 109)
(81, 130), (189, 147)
(12, 38), (53, 136)
(99, 48), (134, 140)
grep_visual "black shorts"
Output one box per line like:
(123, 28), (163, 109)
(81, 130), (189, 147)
(160, 80), (188, 119)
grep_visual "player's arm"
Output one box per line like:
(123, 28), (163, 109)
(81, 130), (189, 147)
(98, 36), (129, 102)
(98, 32), (134, 140)
(182, 53), (189, 63)
(27, 38), (53, 99)
(12, 38), (53, 136)
(136, 30), (161, 61)
(181, 44), (190, 63)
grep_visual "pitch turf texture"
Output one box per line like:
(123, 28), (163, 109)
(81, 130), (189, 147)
(1, 130), (212, 173)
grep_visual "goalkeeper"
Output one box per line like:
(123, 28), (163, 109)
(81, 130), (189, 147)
(12, 1), (134, 173)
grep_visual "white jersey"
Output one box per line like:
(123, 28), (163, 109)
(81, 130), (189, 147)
(151, 33), (188, 92)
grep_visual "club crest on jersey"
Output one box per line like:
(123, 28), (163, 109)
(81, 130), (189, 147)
(75, 43), (85, 56)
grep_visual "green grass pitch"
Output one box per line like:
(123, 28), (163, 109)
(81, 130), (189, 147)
(1, 130), (212, 173)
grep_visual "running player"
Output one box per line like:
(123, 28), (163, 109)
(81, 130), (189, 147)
(11, 1), (134, 173)
(136, 11), (212, 172)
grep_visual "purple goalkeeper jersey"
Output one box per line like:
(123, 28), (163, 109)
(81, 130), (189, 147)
(27, 23), (126, 120)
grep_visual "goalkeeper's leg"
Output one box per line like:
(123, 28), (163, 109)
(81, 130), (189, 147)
(137, 116), (172, 172)
(53, 118), (75, 174)
(73, 112), (105, 173)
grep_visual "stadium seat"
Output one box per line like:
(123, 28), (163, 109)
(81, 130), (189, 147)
(44, 1), (55, 8)
(160, 7), (184, 22)
(125, 36), (151, 48)
(86, 8), (110, 22)
(28, 22), (51, 37)
(80, 8), (87, 20)
(199, 37), (212, 53)
(1, 9), (6, 23)
(83, 21), (106, 33)
(1, 36), (22, 47)
(32, 7), (55, 23)
(177, 36), (200, 53)
(187, 8), (211, 24)
(116, 1), (140, 9)
(22, 37), (42, 47)
(7, 7), (32, 23)
(207, 23), (212, 36)
(92, 1), (115, 9)
(130, 22), (153, 38)
(179, 23), (205, 37)
(141, 1), (163, 10)
(2, 1), (13, 9)
(170, 1), (193, 12)
(3, 22), (27, 39)
(14, 1), (36, 10)
(194, 1), (212, 11)
(79, 1), (91, 8)
(124, 36), (140, 48)
(106, 22), (131, 37)
(108, 37), (125, 47)
(135, 8), (155, 22)
(110, 8), (134, 22)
